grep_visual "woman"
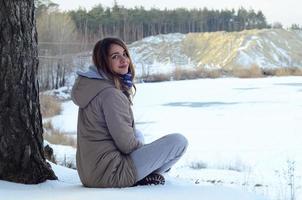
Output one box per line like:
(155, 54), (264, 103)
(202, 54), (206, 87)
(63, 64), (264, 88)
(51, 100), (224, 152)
(71, 37), (188, 188)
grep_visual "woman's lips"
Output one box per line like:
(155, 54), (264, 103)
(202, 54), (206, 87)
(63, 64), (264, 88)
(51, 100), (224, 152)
(119, 64), (128, 68)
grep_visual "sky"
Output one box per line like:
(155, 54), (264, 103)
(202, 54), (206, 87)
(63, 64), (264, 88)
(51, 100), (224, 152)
(51, 0), (302, 27)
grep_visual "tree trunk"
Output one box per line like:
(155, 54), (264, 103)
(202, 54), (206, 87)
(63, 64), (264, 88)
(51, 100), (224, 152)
(0, 0), (57, 183)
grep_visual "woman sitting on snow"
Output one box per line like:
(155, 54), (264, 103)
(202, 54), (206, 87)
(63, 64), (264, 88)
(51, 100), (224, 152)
(71, 37), (188, 188)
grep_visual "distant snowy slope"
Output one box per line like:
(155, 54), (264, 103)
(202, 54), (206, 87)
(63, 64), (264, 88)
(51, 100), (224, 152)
(129, 33), (194, 76)
(129, 29), (302, 76)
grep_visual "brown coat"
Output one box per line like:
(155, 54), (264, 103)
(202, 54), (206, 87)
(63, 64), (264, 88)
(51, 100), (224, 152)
(71, 75), (142, 188)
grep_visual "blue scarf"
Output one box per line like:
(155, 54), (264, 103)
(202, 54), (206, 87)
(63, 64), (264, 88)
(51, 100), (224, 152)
(120, 72), (133, 88)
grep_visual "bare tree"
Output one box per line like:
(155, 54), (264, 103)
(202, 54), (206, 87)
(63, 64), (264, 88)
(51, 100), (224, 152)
(0, 0), (57, 183)
(37, 7), (78, 90)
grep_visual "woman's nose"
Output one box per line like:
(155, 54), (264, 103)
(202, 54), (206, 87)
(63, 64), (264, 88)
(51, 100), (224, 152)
(119, 55), (127, 63)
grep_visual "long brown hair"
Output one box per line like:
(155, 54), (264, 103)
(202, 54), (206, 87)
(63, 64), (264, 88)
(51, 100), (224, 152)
(92, 37), (136, 99)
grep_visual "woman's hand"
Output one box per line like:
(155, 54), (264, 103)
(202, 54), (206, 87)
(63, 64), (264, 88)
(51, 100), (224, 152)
(135, 129), (145, 145)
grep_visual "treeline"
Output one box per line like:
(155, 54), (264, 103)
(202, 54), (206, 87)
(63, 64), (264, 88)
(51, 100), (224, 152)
(69, 3), (268, 43)
(36, 0), (301, 90)
(35, 0), (269, 90)
(36, 0), (80, 90)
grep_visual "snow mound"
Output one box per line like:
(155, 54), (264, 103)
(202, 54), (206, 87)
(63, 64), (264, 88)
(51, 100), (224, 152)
(0, 163), (267, 200)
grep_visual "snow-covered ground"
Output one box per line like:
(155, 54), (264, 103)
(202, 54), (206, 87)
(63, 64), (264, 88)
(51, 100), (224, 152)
(132, 76), (302, 200)
(53, 76), (302, 200)
(2, 76), (301, 200)
(0, 163), (266, 200)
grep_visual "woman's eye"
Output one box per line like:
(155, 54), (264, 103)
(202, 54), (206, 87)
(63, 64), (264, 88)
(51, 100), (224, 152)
(123, 53), (128, 57)
(112, 55), (118, 59)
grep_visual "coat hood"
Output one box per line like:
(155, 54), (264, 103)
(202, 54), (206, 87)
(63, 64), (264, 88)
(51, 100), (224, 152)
(71, 65), (114, 108)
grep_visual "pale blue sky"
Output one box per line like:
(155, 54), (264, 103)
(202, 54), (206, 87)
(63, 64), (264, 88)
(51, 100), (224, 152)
(52, 0), (302, 27)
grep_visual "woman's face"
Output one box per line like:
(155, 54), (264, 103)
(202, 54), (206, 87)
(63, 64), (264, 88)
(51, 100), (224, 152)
(108, 44), (130, 75)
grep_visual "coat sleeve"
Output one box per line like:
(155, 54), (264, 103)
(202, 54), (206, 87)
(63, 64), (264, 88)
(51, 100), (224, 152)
(102, 88), (142, 154)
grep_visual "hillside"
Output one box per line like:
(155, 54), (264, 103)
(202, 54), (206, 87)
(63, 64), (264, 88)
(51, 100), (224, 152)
(129, 29), (302, 77)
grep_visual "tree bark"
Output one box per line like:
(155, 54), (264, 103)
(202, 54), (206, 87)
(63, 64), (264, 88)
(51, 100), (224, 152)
(0, 0), (57, 183)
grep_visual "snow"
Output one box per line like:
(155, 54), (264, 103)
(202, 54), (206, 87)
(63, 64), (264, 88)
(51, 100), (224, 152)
(139, 33), (185, 44)
(129, 33), (193, 77)
(236, 51), (256, 67)
(137, 30), (302, 77)
(236, 38), (292, 69)
(2, 76), (302, 200)
(51, 101), (78, 134)
(51, 144), (77, 168)
(131, 76), (302, 200)
(42, 86), (72, 100)
(269, 41), (290, 65)
(238, 39), (252, 51)
(0, 163), (266, 200)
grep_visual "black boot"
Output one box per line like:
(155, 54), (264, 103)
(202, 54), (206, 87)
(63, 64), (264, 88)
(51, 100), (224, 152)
(134, 173), (165, 186)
